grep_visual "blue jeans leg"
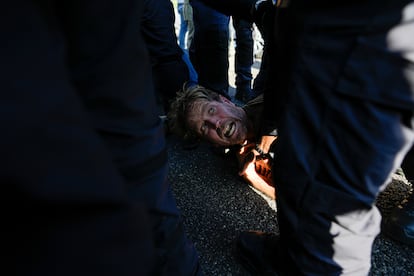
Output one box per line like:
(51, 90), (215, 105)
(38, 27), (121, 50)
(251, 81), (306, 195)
(177, 3), (188, 49)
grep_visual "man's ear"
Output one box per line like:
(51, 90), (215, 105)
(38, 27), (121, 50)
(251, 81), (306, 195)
(219, 94), (234, 105)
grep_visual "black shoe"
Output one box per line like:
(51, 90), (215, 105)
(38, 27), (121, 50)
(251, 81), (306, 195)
(235, 88), (255, 103)
(382, 192), (414, 247)
(235, 231), (281, 275)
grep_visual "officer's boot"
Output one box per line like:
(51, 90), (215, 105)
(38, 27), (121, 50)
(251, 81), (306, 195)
(382, 192), (414, 247)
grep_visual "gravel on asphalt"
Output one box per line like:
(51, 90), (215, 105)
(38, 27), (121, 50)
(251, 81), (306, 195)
(167, 136), (414, 275)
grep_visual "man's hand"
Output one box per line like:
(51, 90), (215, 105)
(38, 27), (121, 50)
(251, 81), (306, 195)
(238, 153), (275, 199)
(237, 142), (256, 175)
(255, 156), (272, 184)
(237, 142), (275, 199)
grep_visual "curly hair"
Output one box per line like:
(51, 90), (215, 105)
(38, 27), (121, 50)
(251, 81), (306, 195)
(167, 84), (221, 139)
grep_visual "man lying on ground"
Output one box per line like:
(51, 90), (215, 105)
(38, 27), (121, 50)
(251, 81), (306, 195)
(167, 84), (277, 199)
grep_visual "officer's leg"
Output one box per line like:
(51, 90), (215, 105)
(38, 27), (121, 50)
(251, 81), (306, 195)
(190, 0), (230, 96)
(232, 17), (254, 102)
(274, 4), (414, 273)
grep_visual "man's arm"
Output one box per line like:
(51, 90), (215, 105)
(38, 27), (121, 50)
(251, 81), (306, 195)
(240, 158), (276, 199)
(237, 144), (276, 199)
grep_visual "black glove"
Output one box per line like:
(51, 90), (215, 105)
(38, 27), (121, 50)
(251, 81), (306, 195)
(251, 0), (274, 41)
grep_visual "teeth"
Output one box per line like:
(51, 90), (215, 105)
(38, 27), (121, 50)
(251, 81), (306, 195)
(224, 122), (235, 137)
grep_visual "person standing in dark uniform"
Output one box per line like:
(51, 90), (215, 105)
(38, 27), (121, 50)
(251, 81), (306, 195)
(1, 0), (201, 275)
(141, 0), (193, 114)
(190, 0), (231, 97)
(232, 16), (255, 103)
(198, 0), (414, 274)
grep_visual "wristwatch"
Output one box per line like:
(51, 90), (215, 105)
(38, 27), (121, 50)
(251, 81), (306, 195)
(255, 143), (275, 160)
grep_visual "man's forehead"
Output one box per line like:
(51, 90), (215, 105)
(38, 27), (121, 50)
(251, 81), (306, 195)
(188, 99), (212, 116)
(186, 99), (213, 130)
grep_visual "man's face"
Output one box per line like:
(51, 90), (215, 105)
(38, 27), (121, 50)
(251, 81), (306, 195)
(187, 95), (249, 146)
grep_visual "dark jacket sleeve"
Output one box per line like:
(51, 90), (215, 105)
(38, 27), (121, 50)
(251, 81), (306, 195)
(142, 0), (189, 108)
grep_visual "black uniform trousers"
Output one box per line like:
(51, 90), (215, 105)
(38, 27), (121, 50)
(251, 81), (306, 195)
(273, 1), (414, 274)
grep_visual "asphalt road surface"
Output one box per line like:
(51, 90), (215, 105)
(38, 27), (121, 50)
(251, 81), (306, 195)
(167, 135), (414, 275)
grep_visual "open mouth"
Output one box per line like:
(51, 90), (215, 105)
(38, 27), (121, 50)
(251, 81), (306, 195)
(223, 122), (235, 138)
